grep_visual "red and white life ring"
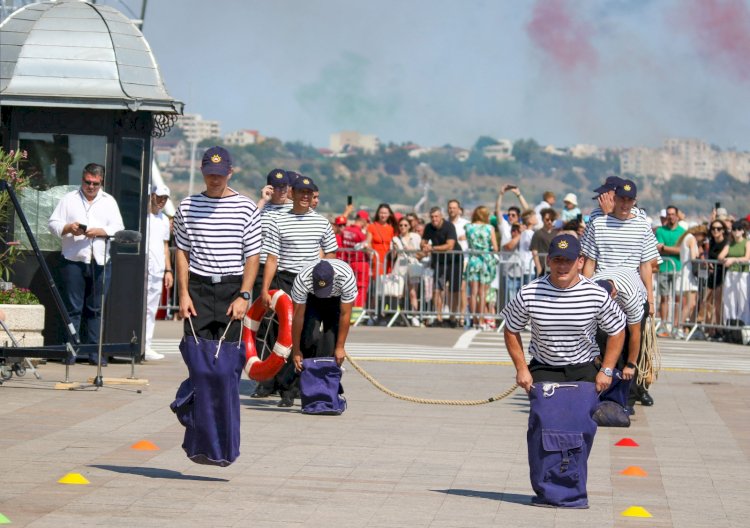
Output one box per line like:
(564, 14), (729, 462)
(242, 289), (293, 381)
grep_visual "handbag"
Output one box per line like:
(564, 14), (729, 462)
(170, 319), (246, 467)
(381, 273), (405, 297)
(300, 357), (346, 415)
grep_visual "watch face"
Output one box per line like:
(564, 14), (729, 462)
(240, 292), (250, 300)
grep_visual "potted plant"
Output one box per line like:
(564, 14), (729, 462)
(0, 148), (44, 347)
(0, 287), (44, 347)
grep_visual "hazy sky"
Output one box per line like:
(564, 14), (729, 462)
(112, 0), (750, 150)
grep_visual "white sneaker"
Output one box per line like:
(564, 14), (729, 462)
(411, 316), (421, 327)
(144, 349), (165, 361)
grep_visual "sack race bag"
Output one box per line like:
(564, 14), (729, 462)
(381, 273), (405, 297)
(527, 382), (599, 508)
(593, 369), (632, 428)
(170, 322), (245, 466)
(299, 357), (346, 415)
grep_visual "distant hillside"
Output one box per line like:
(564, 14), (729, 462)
(163, 136), (750, 219)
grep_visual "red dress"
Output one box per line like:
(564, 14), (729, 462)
(367, 222), (395, 276)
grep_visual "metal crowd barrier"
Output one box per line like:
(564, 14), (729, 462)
(375, 248), (536, 329)
(673, 258), (750, 343)
(159, 246), (382, 325)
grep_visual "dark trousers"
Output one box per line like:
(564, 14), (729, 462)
(183, 275), (241, 342)
(300, 294), (341, 359)
(529, 359), (598, 383)
(60, 258), (111, 349)
(284, 294), (341, 397)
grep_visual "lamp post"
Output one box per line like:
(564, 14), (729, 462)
(188, 138), (197, 196)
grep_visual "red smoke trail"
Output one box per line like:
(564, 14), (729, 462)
(526, 0), (598, 72)
(680, 0), (750, 82)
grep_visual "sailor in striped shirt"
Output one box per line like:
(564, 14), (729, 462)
(259, 175), (338, 407)
(593, 268), (647, 382)
(260, 175), (338, 306)
(581, 180), (659, 313)
(174, 146), (260, 341)
(290, 259), (358, 370)
(581, 179), (658, 409)
(501, 234), (626, 393)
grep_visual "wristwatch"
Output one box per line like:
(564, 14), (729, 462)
(238, 291), (251, 301)
(626, 362), (637, 369)
(599, 367), (613, 377)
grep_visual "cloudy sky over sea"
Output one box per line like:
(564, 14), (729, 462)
(118, 0), (749, 150)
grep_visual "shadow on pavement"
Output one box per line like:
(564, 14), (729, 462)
(90, 464), (228, 482)
(432, 489), (533, 504)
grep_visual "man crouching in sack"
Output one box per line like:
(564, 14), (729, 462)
(291, 259), (357, 414)
(500, 234), (626, 508)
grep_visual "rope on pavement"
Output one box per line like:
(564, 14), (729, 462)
(344, 353), (518, 405)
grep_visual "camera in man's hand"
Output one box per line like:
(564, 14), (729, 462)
(78, 223), (87, 234)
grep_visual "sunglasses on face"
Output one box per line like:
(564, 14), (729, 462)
(82, 180), (101, 187)
(711, 227), (724, 231)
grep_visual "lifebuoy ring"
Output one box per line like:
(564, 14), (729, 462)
(242, 289), (293, 381)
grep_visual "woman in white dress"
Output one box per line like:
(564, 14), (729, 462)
(675, 224), (707, 331)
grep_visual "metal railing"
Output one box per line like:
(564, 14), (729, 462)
(374, 248), (536, 329)
(666, 258), (750, 343)
(156, 245), (750, 343)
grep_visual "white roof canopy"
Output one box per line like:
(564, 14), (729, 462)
(0, 0), (182, 113)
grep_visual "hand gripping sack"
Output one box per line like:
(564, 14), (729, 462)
(527, 382), (599, 508)
(170, 325), (246, 467)
(299, 357), (346, 415)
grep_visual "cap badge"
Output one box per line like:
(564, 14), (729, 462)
(623, 184), (631, 191)
(210, 154), (222, 163)
(317, 280), (326, 287)
(558, 240), (569, 249)
(275, 172), (283, 179)
(303, 178), (310, 184)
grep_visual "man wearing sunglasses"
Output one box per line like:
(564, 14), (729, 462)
(48, 163), (124, 364)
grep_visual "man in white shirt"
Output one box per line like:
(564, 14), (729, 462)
(533, 191), (556, 230)
(143, 184), (173, 361)
(48, 163), (124, 363)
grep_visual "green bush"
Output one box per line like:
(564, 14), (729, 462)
(0, 287), (40, 305)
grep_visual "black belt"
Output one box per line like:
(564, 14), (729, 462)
(189, 272), (243, 284)
(277, 270), (297, 279)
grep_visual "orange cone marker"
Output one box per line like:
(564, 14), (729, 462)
(621, 466), (648, 477)
(131, 440), (159, 451)
(621, 505), (652, 517)
(58, 473), (89, 485)
(615, 437), (639, 447)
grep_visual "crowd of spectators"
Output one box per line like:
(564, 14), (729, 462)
(322, 179), (750, 340)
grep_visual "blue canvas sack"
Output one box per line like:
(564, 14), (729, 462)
(170, 322), (246, 467)
(593, 369), (632, 427)
(299, 357), (346, 415)
(527, 381), (599, 508)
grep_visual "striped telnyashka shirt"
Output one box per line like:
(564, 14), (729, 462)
(291, 259), (358, 304)
(259, 202), (293, 265)
(592, 268), (647, 325)
(262, 209), (338, 273)
(581, 214), (660, 272)
(501, 276), (626, 366)
(173, 191), (260, 276)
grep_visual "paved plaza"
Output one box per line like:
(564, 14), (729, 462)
(1, 323), (748, 527)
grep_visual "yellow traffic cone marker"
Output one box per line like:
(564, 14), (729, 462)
(58, 473), (90, 485)
(621, 505), (652, 518)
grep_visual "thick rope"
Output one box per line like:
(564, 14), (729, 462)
(638, 316), (661, 387)
(344, 352), (518, 405)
